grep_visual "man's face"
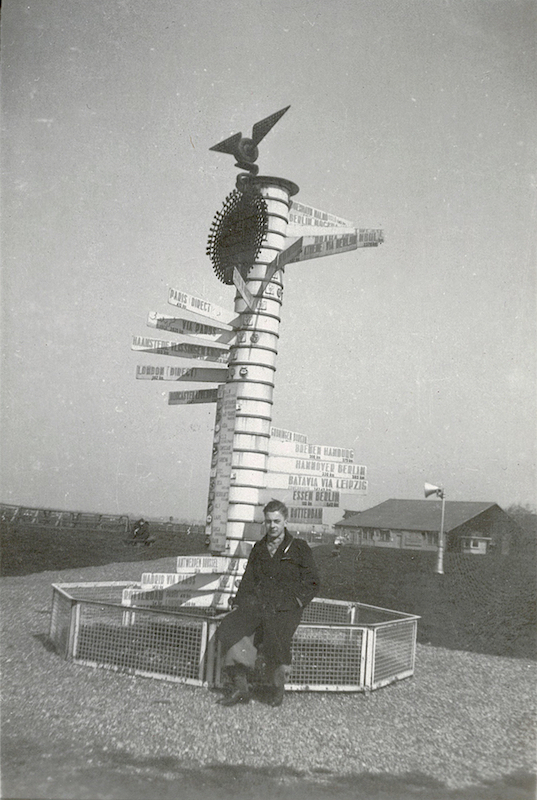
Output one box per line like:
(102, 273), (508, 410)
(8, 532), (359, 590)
(264, 511), (286, 541)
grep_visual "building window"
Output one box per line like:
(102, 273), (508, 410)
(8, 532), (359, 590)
(379, 531), (391, 542)
(426, 532), (438, 546)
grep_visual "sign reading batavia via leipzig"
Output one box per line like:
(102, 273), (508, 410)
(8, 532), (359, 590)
(130, 106), (383, 609)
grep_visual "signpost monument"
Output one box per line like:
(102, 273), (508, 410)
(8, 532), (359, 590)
(131, 106), (384, 606)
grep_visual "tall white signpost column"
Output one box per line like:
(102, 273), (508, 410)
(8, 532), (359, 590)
(217, 177), (298, 555)
(131, 107), (383, 608)
(210, 177), (299, 556)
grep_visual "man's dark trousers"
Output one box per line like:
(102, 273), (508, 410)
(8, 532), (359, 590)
(217, 600), (303, 667)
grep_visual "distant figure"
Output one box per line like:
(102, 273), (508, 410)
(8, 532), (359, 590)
(332, 536), (344, 557)
(130, 518), (155, 546)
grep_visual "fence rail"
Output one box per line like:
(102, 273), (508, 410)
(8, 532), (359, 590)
(0, 504), (204, 535)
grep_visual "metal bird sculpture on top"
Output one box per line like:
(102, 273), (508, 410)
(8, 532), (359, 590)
(207, 105), (291, 282)
(209, 105), (290, 176)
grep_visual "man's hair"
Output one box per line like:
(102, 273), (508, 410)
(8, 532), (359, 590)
(263, 499), (288, 518)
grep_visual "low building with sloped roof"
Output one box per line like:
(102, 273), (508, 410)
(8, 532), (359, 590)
(334, 499), (521, 555)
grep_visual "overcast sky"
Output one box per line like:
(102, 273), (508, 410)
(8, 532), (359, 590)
(1, 0), (535, 521)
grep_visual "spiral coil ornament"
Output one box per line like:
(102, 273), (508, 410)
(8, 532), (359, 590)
(206, 189), (268, 285)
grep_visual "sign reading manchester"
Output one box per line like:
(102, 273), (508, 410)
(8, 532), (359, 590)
(168, 389), (218, 405)
(132, 336), (229, 363)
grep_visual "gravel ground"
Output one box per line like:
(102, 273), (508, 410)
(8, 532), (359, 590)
(1, 557), (536, 800)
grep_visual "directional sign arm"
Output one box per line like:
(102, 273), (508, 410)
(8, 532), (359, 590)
(168, 389), (219, 405)
(132, 335), (229, 362)
(283, 229), (383, 263)
(147, 312), (233, 339)
(168, 288), (236, 326)
(254, 238), (303, 300)
(136, 365), (228, 382)
(232, 267), (255, 309)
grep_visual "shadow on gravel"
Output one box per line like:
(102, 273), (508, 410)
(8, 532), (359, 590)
(2, 740), (535, 800)
(32, 633), (57, 654)
(90, 753), (537, 800)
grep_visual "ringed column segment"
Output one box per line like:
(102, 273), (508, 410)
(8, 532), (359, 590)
(225, 177), (299, 554)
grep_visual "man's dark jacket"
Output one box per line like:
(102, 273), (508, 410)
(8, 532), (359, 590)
(234, 530), (320, 612)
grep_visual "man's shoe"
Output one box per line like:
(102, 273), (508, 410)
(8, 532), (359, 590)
(218, 666), (250, 705)
(268, 684), (284, 706)
(268, 665), (286, 707)
(219, 688), (250, 706)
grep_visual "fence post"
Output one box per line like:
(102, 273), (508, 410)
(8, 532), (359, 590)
(68, 601), (81, 660)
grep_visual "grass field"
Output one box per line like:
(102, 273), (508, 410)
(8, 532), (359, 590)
(2, 522), (535, 660)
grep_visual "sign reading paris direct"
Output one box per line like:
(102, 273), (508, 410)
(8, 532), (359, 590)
(132, 105), (383, 561)
(168, 288), (237, 325)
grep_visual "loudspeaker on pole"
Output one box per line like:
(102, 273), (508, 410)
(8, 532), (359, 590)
(424, 482), (442, 498)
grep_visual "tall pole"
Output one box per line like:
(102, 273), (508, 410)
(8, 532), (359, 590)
(207, 176), (299, 556)
(435, 489), (446, 575)
(227, 177), (299, 554)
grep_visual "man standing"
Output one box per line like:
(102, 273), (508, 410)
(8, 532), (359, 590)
(216, 500), (320, 706)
